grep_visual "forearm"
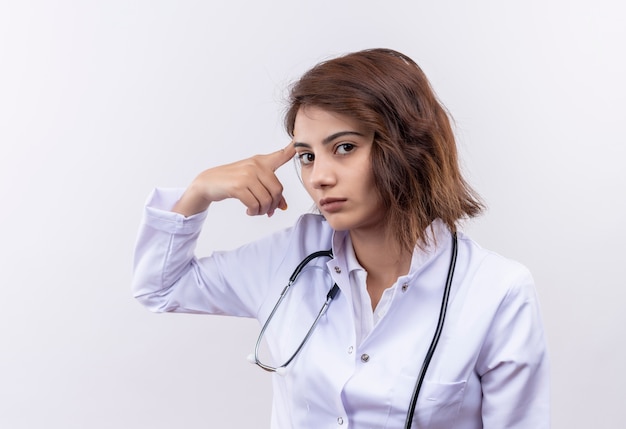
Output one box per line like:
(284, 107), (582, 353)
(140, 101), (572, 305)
(132, 188), (209, 312)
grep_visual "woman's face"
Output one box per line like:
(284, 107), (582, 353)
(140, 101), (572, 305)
(293, 106), (386, 233)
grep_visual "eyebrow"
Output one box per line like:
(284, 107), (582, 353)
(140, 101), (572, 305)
(293, 131), (366, 148)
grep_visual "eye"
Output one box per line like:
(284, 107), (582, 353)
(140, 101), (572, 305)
(335, 143), (355, 155)
(296, 152), (315, 166)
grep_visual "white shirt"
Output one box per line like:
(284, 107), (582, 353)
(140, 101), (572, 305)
(132, 188), (550, 429)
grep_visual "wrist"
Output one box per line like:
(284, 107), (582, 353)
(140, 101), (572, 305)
(172, 183), (211, 217)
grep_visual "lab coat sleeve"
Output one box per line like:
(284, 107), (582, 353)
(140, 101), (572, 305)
(476, 266), (550, 428)
(131, 188), (288, 317)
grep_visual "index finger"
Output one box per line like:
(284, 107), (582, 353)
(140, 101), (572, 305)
(268, 141), (296, 171)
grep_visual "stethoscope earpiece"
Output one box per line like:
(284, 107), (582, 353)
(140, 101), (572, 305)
(246, 354), (289, 376)
(275, 367), (289, 377)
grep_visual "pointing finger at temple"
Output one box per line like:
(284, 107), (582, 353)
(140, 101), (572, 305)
(267, 141), (296, 171)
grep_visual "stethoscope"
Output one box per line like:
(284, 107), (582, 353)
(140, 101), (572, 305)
(247, 232), (458, 429)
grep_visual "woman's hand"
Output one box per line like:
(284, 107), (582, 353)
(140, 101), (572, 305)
(172, 142), (296, 217)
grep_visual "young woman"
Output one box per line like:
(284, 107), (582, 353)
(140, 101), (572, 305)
(132, 48), (550, 428)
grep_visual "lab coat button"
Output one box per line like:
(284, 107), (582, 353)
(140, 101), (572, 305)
(337, 417), (344, 425)
(360, 353), (370, 362)
(348, 346), (354, 354)
(401, 282), (409, 292)
(334, 266), (342, 274)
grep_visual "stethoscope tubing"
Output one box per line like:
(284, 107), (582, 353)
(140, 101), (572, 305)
(250, 232), (459, 429)
(252, 250), (337, 372)
(404, 232), (458, 428)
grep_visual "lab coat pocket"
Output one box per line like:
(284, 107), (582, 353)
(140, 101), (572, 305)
(412, 380), (466, 428)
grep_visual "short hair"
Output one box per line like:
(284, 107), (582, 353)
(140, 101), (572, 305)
(285, 48), (484, 250)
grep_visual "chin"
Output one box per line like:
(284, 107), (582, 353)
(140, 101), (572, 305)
(320, 216), (350, 231)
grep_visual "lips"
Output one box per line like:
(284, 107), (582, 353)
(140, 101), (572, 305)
(319, 197), (347, 213)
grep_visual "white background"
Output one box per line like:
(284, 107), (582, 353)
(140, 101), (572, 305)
(1, 1), (624, 427)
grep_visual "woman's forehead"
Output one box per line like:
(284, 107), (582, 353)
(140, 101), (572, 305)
(293, 106), (372, 140)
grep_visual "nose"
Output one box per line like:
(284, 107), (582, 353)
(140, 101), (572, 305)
(308, 156), (336, 189)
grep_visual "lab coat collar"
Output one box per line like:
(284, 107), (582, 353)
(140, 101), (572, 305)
(329, 219), (452, 278)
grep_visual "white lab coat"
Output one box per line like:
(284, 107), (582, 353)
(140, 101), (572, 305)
(132, 188), (550, 429)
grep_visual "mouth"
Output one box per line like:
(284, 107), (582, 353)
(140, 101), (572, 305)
(319, 197), (347, 213)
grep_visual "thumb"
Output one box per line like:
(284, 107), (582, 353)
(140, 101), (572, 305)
(277, 195), (288, 211)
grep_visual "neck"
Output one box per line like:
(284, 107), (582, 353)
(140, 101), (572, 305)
(349, 227), (413, 309)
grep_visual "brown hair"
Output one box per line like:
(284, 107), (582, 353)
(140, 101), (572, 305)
(285, 48), (484, 250)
